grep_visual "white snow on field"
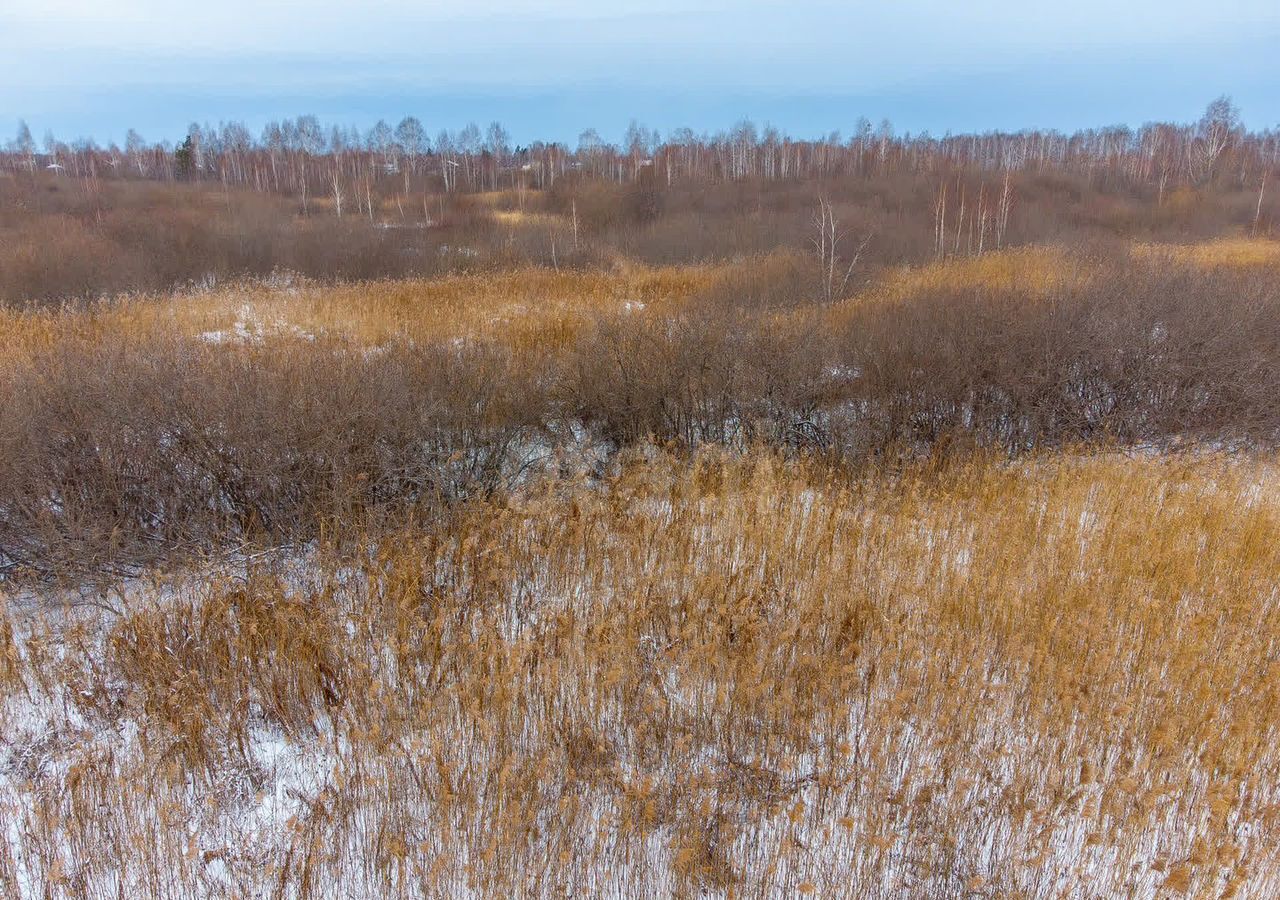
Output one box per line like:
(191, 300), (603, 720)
(3, 453), (1279, 896)
(1, 563), (1273, 899)
(198, 303), (318, 344)
(0, 546), (341, 897)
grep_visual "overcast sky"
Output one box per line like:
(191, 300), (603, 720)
(3, 0), (1278, 145)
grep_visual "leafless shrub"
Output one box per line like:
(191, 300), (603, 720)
(3, 244), (1280, 578)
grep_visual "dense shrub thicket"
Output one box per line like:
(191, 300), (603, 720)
(2, 247), (1278, 576)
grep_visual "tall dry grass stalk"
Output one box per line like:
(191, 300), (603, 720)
(2, 447), (1278, 897)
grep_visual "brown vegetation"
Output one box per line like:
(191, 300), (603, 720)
(3, 243), (1278, 578)
(3, 150), (1276, 307)
(2, 449), (1279, 896)
(3, 113), (1279, 894)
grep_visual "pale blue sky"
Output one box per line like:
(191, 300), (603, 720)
(2, 1), (1278, 145)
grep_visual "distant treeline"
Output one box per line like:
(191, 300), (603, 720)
(4, 97), (1275, 199)
(3, 97), (1277, 307)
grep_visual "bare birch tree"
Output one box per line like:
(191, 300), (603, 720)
(812, 197), (872, 303)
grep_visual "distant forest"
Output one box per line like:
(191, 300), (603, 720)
(2, 97), (1276, 305)
(5, 97), (1272, 196)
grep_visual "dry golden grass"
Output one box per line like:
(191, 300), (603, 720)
(3, 448), (1279, 897)
(491, 210), (563, 228)
(7, 238), (1280, 896)
(861, 245), (1083, 303)
(0, 265), (725, 366)
(803, 245), (1079, 320)
(278, 266), (708, 351)
(808, 246), (1090, 339)
(1131, 237), (1280, 269)
(470, 190), (530, 209)
(5, 237), (1274, 369)
(824, 238), (1279, 325)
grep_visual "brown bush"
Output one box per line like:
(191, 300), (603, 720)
(0, 330), (550, 577)
(3, 245), (1280, 577)
(832, 256), (1280, 454)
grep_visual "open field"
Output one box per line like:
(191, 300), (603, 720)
(5, 0), (1280, 888)
(3, 135), (1280, 895)
(3, 448), (1280, 896)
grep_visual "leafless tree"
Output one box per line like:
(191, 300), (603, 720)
(396, 117), (427, 173)
(812, 197), (872, 303)
(1191, 96), (1241, 183)
(996, 172), (1013, 249)
(1256, 173), (1268, 235)
(13, 120), (35, 171)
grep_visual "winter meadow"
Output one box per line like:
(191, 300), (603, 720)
(3, 14), (1280, 892)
